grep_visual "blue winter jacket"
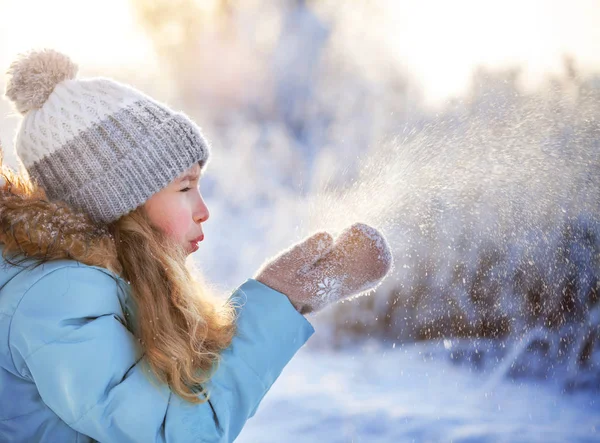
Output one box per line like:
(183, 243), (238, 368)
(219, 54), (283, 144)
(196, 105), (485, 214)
(0, 254), (314, 442)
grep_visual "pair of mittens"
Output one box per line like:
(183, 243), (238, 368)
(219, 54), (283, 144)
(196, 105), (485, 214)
(255, 223), (393, 314)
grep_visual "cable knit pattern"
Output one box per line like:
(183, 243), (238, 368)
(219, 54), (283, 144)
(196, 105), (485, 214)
(15, 79), (142, 165)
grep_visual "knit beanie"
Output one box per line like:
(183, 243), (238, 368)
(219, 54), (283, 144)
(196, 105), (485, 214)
(4, 49), (210, 224)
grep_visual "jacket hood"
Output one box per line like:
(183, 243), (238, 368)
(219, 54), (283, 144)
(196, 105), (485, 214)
(0, 156), (122, 279)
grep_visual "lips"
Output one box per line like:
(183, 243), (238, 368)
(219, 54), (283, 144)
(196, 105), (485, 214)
(188, 234), (204, 253)
(191, 234), (205, 243)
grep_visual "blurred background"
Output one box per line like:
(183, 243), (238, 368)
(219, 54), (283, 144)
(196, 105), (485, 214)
(1, 0), (600, 441)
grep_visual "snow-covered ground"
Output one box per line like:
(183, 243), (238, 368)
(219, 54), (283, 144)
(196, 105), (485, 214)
(237, 342), (599, 443)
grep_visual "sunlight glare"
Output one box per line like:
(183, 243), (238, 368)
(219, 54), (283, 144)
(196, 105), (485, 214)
(0, 0), (156, 69)
(383, 0), (600, 104)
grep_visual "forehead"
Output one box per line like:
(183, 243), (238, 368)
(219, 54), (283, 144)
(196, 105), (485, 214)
(177, 163), (201, 181)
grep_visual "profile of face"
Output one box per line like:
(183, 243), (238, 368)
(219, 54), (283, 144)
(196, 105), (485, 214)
(143, 163), (209, 255)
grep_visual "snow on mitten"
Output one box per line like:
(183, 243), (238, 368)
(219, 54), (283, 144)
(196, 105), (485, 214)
(255, 223), (393, 314)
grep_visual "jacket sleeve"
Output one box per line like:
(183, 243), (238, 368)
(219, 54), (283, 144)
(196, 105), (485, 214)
(9, 265), (314, 443)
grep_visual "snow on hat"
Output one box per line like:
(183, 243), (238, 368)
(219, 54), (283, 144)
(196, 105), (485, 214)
(4, 48), (210, 224)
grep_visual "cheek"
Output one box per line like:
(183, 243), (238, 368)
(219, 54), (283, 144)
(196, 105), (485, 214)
(146, 195), (191, 241)
(162, 210), (191, 239)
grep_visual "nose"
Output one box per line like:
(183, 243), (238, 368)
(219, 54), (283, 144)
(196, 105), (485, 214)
(193, 195), (210, 224)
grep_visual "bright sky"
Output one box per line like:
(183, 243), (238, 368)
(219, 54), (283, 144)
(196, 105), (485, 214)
(0, 0), (156, 71)
(384, 0), (600, 103)
(0, 0), (599, 104)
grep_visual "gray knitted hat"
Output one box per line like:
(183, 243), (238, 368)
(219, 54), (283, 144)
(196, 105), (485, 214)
(4, 49), (210, 224)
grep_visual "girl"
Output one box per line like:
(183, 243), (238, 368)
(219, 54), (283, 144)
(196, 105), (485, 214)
(0, 49), (392, 443)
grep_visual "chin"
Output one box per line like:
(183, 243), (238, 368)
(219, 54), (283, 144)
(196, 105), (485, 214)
(188, 241), (200, 254)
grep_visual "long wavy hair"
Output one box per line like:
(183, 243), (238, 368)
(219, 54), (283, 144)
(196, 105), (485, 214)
(0, 154), (236, 404)
(108, 207), (237, 403)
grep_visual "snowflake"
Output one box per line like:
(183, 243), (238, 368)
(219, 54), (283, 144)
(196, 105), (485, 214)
(316, 277), (342, 302)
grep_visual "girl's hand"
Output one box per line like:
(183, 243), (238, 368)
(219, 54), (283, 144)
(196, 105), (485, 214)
(255, 223), (393, 314)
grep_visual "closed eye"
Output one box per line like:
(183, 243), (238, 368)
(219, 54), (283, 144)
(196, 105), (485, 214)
(180, 187), (191, 192)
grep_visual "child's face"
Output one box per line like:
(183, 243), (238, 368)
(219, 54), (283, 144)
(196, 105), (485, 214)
(143, 163), (209, 255)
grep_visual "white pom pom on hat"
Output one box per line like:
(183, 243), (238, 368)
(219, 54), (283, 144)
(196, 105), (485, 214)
(5, 48), (78, 115)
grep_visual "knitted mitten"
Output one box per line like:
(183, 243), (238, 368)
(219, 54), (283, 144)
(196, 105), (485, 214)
(255, 223), (393, 314)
